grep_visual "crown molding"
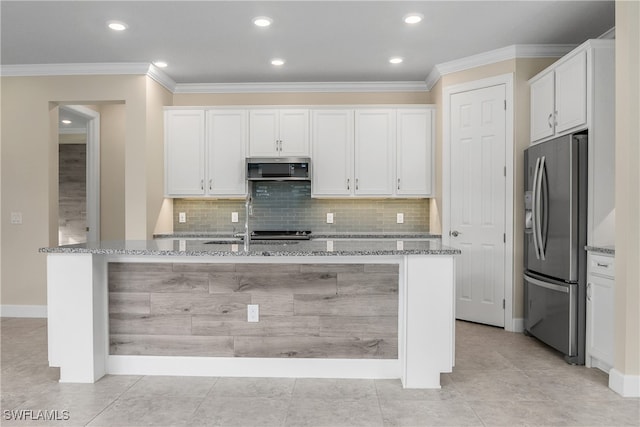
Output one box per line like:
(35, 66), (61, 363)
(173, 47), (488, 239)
(424, 44), (577, 90)
(146, 64), (177, 92)
(0, 62), (176, 92)
(0, 43), (580, 95)
(598, 27), (615, 40)
(173, 81), (428, 94)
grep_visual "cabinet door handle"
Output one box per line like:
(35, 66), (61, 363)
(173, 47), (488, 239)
(554, 111), (558, 126)
(587, 283), (592, 301)
(355, 178), (359, 190)
(397, 178), (401, 190)
(596, 262), (609, 268)
(200, 179), (204, 190)
(548, 113), (553, 128)
(347, 178), (350, 190)
(209, 179), (212, 191)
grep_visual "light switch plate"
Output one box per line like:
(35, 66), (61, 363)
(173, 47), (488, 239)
(231, 212), (239, 223)
(178, 212), (186, 223)
(396, 213), (404, 224)
(10, 212), (22, 225)
(326, 213), (334, 224)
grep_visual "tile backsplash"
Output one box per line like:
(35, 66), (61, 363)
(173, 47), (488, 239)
(173, 181), (430, 234)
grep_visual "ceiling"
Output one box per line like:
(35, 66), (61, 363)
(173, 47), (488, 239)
(1, 1), (615, 85)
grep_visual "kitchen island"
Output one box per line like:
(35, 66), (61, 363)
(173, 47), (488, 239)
(40, 238), (459, 389)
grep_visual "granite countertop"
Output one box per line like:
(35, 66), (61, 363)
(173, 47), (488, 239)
(153, 232), (442, 239)
(585, 245), (615, 255)
(39, 237), (459, 257)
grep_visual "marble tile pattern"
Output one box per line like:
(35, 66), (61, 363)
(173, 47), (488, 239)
(109, 262), (399, 358)
(39, 237), (460, 256)
(585, 246), (615, 255)
(2, 318), (638, 427)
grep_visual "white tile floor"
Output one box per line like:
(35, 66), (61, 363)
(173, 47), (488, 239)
(1, 318), (638, 426)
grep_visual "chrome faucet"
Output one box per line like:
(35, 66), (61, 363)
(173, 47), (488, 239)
(243, 182), (253, 251)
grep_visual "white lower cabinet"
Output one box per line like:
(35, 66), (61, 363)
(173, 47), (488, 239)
(165, 109), (247, 198)
(586, 252), (615, 372)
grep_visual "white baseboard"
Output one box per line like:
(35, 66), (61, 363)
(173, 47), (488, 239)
(609, 368), (640, 397)
(509, 318), (524, 333)
(108, 355), (400, 381)
(0, 304), (47, 318)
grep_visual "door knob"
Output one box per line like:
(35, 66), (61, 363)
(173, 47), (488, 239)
(450, 230), (461, 237)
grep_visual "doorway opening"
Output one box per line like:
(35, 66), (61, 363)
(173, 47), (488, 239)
(58, 105), (100, 244)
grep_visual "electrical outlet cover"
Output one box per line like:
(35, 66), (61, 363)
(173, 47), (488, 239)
(396, 213), (404, 224)
(326, 213), (334, 224)
(178, 212), (186, 223)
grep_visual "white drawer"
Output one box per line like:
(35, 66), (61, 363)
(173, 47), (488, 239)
(590, 254), (615, 278)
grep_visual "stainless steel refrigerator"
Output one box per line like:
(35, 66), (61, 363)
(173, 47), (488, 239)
(523, 133), (588, 365)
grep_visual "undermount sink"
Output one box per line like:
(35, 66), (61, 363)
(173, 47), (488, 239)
(204, 239), (243, 244)
(204, 239), (299, 246)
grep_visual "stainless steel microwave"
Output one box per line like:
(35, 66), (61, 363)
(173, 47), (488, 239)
(246, 157), (311, 181)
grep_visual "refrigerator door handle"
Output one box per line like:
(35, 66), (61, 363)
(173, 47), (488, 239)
(531, 157), (541, 260)
(535, 156), (546, 260)
(525, 275), (569, 293)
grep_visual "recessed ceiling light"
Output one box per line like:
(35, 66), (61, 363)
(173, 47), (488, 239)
(153, 61), (168, 68)
(253, 16), (273, 27)
(403, 13), (424, 24)
(389, 57), (404, 64)
(271, 58), (285, 66)
(107, 21), (128, 31)
(61, 119), (72, 125)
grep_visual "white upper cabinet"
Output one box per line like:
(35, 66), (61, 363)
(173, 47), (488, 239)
(311, 109), (354, 197)
(165, 110), (206, 196)
(206, 110), (248, 197)
(249, 109), (309, 156)
(396, 109), (434, 197)
(165, 109), (247, 198)
(530, 72), (556, 142)
(529, 40), (615, 246)
(354, 109), (396, 196)
(554, 50), (587, 134)
(311, 107), (434, 198)
(530, 47), (588, 143)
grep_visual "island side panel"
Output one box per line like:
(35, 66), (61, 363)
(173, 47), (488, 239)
(108, 262), (399, 359)
(402, 255), (455, 389)
(47, 253), (108, 383)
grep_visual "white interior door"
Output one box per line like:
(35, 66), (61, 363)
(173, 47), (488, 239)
(450, 84), (506, 327)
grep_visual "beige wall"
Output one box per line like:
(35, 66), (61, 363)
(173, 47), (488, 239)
(173, 91), (432, 106)
(0, 75), (170, 306)
(614, 0), (640, 378)
(100, 103), (126, 240)
(146, 79), (174, 237)
(432, 58), (556, 321)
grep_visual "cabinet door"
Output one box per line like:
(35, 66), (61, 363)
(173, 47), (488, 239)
(555, 50), (587, 134)
(311, 110), (353, 197)
(279, 109), (310, 156)
(206, 110), (247, 196)
(354, 109), (395, 196)
(396, 109), (433, 196)
(530, 71), (555, 142)
(249, 110), (279, 156)
(587, 273), (615, 368)
(165, 110), (205, 196)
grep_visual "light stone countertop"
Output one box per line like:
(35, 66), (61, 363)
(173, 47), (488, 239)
(39, 237), (459, 257)
(585, 245), (615, 255)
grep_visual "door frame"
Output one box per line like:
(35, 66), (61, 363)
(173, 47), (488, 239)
(61, 105), (101, 243)
(442, 73), (515, 331)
